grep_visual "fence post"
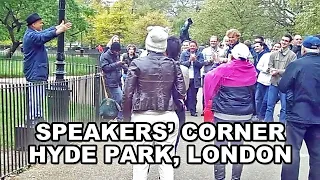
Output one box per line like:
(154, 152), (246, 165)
(94, 65), (101, 121)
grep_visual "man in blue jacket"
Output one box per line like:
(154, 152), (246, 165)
(23, 13), (72, 126)
(100, 42), (126, 121)
(279, 36), (320, 180)
(180, 40), (204, 116)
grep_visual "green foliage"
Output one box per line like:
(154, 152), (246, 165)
(133, 0), (171, 16)
(190, 0), (288, 44)
(1, 0), (320, 49)
(0, 0), (93, 49)
(293, 0), (320, 35)
(125, 11), (171, 47)
(92, 0), (135, 45)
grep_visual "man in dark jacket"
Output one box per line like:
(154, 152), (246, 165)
(100, 42), (125, 120)
(279, 36), (320, 180)
(180, 40), (204, 116)
(291, 35), (303, 59)
(121, 44), (138, 82)
(122, 26), (186, 180)
(179, 18), (193, 42)
(23, 13), (71, 126)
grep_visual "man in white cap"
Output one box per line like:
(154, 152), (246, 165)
(122, 26), (186, 180)
(204, 43), (257, 180)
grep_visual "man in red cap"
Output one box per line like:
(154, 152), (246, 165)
(23, 13), (72, 126)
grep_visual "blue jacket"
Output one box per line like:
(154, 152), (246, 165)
(23, 27), (57, 82)
(279, 53), (320, 124)
(179, 50), (204, 88)
(100, 49), (123, 88)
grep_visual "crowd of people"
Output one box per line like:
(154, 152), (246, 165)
(98, 26), (320, 180)
(100, 29), (302, 124)
(22, 12), (320, 180)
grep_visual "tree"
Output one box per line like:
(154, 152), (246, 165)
(0, 0), (92, 57)
(190, 0), (288, 45)
(125, 11), (171, 48)
(90, 0), (134, 45)
(133, 0), (171, 16)
(292, 0), (320, 35)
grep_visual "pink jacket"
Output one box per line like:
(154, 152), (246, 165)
(203, 59), (257, 107)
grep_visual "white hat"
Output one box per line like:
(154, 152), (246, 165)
(145, 26), (169, 53)
(231, 43), (251, 60)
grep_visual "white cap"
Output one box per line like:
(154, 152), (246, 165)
(231, 43), (251, 60)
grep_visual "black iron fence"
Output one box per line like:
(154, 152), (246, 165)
(0, 51), (101, 84)
(0, 61), (105, 178)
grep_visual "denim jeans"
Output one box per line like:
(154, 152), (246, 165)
(255, 83), (269, 120)
(281, 121), (320, 180)
(186, 79), (199, 115)
(264, 85), (286, 123)
(259, 88), (268, 120)
(214, 117), (250, 180)
(108, 86), (123, 119)
(122, 74), (127, 83)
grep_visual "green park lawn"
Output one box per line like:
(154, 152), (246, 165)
(0, 89), (96, 147)
(0, 54), (98, 78)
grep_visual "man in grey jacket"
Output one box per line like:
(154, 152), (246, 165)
(265, 34), (296, 123)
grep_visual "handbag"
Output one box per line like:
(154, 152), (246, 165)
(203, 100), (214, 123)
(99, 73), (121, 119)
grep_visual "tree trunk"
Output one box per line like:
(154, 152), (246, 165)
(5, 41), (21, 58)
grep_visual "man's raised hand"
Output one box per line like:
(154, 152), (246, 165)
(55, 20), (72, 35)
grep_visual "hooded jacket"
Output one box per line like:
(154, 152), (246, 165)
(100, 49), (123, 88)
(204, 59), (257, 120)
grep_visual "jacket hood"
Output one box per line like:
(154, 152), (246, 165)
(216, 60), (257, 85)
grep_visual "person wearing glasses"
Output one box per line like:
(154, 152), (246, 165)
(264, 34), (297, 124)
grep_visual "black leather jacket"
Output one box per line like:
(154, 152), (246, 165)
(122, 52), (186, 121)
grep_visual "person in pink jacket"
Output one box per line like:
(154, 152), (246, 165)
(203, 43), (257, 180)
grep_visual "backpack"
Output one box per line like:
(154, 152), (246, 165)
(99, 73), (121, 119)
(99, 97), (121, 119)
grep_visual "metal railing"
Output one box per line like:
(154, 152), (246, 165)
(0, 51), (101, 84)
(0, 61), (104, 179)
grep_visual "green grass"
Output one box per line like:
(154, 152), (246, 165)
(0, 89), (96, 147)
(0, 54), (98, 78)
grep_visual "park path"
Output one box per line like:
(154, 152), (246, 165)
(7, 90), (311, 180)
